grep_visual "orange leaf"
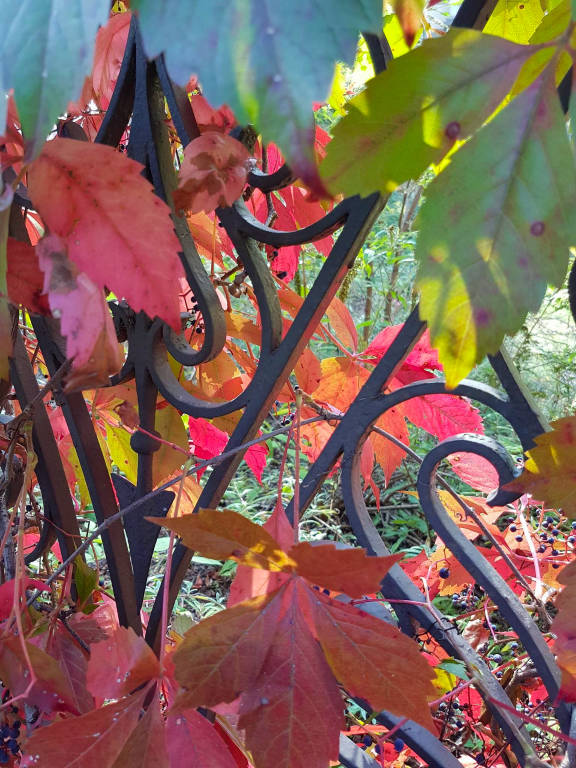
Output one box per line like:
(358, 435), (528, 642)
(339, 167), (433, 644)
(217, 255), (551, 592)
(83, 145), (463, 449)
(28, 138), (184, 331)
(311, 356), (369, 411)
(325, 296), (358, 352)
(20, 690), (147, 768)
(173, 590), (283, 710)
(505, 416), (576, 515)
(86, 626), (161, 703)
(290, 542), (402, 597)
(174, 132), (250, 215)
(148, 508), (296, 572)
(551, 560), (576, 700)
(308, 589), (436, 730)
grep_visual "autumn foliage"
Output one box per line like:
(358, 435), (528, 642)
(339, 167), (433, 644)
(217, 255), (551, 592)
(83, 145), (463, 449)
(2, 1), (576, 768)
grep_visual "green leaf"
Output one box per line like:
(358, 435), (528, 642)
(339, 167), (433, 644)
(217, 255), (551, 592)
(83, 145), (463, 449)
(416, 74), (576, 387)
(74, 556), (99, 612)
(3, 0), (109, 157)
(438, 658), (469, 680)
(132, 0), (381, 193)
(321, 30), (538, 197)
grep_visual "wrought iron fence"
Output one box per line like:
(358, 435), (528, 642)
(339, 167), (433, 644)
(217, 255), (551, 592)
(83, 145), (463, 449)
(9, 1), (575, 766)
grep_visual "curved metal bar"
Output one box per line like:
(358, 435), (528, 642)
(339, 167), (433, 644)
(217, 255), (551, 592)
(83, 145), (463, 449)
(372, 712), (463, 768)
(417, 437), (566, 704)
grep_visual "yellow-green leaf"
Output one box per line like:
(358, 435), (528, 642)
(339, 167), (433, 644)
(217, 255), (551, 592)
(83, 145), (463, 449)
(321, 30), (538, 196)
(416, 74), (576, 386)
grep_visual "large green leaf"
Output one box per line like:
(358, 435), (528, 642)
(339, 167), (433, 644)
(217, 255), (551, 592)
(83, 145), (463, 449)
(132, 0), (381, 193)
(321, 30), (539, 196)
(2, 0), (109, 156)
(416, 75), (576, 387)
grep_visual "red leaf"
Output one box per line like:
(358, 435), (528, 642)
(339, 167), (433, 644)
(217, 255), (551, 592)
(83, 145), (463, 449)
(448, 451), (499, 493)
(173, 133), (250, 215)
(48, 628), (94, 715)
(6, 238), (50, 313)
(111, 695), (169, 768)
(188, 416), (268, 481)
(0, 577), (49, 620)
(238, 583), (343, 768)
(36, 234), (124, 391)
(28, 138), (184, 331)
(91, 12), (132, 110)
(173, 591), (284, 710)
(21, 690), (147, 768)
(86, 626), (161, 703)
(290, 543), (402, 597)
(0, 635), (80, 715)
(308, 590), (436, 730)
(165, 710), (237, 768)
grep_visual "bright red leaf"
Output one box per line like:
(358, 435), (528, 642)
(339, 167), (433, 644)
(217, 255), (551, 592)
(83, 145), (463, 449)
(6, 238), (50, 314)
(28, 138), (184, 331)
(165, 709), (237, 768)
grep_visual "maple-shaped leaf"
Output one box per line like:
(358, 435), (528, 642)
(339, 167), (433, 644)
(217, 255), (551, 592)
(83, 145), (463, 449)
(36, 234), (124, 391)
(290, 542), (402, 597)
(86, 625), (161, 703)
(28, 138), (185, 331)
(1, 0), (109, 156)
(151, 508), (296, 571)
(308, 589), (436, 730)
(416, 74), (576, 386)
(173, 591), (284, 710)
(132, 0), (381, 194)
(168, 508), (435, 766)
(20, 689), (147, 768)
(174, 132), (250, 215)
(6, 238), (50, 314)
(165, 709), (237, 768)
(550, 560), (576, 700)
(505, 416), (576, 515)
(321, 30), (536, 197)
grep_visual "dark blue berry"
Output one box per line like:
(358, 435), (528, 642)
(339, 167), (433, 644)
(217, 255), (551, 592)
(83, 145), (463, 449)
(363, 734), (372, 747)
(375, 744), (381, 755)
(546, 516), (554, 524)
(509, 524), (517, 532)
(553, 563), (560, 569)
(569, 537), (576, 544)
(0, 749), (8, 765)
(572, 521), (576, 529)
(475, 754), (486, 765)
(538, 545), (546, 553)
(491, 653), (502, 663)
(439, 567), (450, 579)
(548, 536), (555, 543)
(515, 535), (523, 542)
(6, 739), (18, 754)
(510, 642), (519, 650)
(393, 738), (405, 752)
(552, 528), (560, 536)
(322, 588), (330, 595)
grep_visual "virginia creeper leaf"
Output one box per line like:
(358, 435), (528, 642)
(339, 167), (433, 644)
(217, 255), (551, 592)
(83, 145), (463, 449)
(28, 138), (184, 331)
(173, 590), (283, 710)
(238, 583), (343, 768)
(174, 132), (250, 215)
(0, 635), (79, 715)
(416, 75), (576, 386)
(308, 589), (436, 730)
(86, 626), (161, 702)
(321, 30), (537, 196)
(289, 542), (402, 597)
(132, 0), (381, 193)
(48, 628), (94, 715)
(6, 238), (50, 314)
(149, 508), (296, 572)
(2, 0), (109, 156)
(21, 690), (147, 768)
(165, 710), (237, 768)
(505, 416), (576, 515)
(36, 234), (124, 391)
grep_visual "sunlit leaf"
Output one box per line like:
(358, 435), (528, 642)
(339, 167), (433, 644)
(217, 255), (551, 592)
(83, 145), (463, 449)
(416, 75), (576, 386)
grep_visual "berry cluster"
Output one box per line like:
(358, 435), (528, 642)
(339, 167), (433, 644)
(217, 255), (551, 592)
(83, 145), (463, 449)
(0, 720), (20, 764)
